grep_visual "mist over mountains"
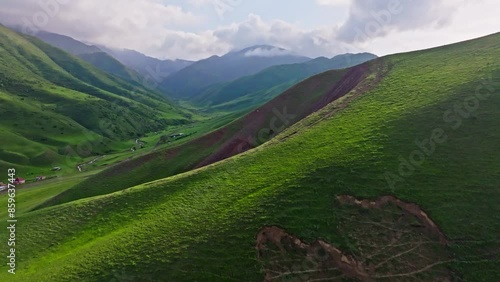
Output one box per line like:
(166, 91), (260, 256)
(0, 1), (499, 280)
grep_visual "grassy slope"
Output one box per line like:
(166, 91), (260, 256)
(0, 25), (190, 176)
(38, 68), (351, 208)
(33, 31), (146, 84)
(26, 36), (187, 120)
(77, 52), (144, 87)
(0, 172), (97, 221)
(1, 33), (499, 281)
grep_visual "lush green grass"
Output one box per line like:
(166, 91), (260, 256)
(0, 33), (499, 281)
(64, 111), (250, 174)
(0, 172), (94, 221)
(0, 25), (193, 177)
(37, 69), (348, 209)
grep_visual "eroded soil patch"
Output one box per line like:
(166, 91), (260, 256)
(256, 195), (453, 281)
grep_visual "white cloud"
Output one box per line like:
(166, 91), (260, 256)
(0, 0), (202, 56)
(244, 47), (291, 57)
(0, 0), (497, 61)
(212, 14), (351, 59)
(316, 0), (351, 7)
(187, 0), (242, 18)
(363, 0), (500, 57)
(337, 0), (459, 43)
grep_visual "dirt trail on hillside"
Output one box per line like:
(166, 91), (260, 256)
(76, 155), (106, 172)
(256, 195), (452, 281)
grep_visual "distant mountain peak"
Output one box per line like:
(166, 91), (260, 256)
(239, 45), (285, 52)
(31, 30), (102, 55)
(231, 45), (295, 58)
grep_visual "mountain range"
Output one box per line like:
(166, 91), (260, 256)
(0, 25), (191, 174)
(193, 52), (378, 112)
(29, 29), (377, 109)
(1, 29), (498, 281)
(160, 45), (312, 99)
(98, 46), (194, 82)
(0, 25), (377, 175)
(31, 31), (193, 83)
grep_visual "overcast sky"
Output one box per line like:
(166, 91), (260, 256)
(0, 0), (498, 60)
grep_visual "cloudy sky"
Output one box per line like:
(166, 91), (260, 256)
(0, 0), (499, 60)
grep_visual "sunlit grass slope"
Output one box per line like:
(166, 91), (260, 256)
(39, 68), (350, 208)
(0, 33), (499, 281)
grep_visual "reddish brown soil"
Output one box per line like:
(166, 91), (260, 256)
(305, 59), (389, 132)
(196, 61), (378, 168)
(310, 63), (370, 113)
(100, 150), (159, 178)
(77, 60), (385, 194)
(257, 226), (372, 281)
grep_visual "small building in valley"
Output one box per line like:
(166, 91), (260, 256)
(14, 178), (26, 185)
(36, 176), (46, 181)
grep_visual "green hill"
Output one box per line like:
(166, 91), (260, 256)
(38, 65), (360, 208)
(193, 52), (377, 112)
(0, 25), (191, 175)
(1, 32), (499, 281)
(77, 52), (144, 84)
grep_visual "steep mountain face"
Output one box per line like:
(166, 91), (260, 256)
(4, 32), (499, 282)
(100, 47), (194, 82)
(34, 31), (101, 55)
(0, 25), (191, 173)
(78, 52), (144, 83)
(160, 45), (311, 99)
(193, 52), (378, 112)
(32, 31), (146, 83)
